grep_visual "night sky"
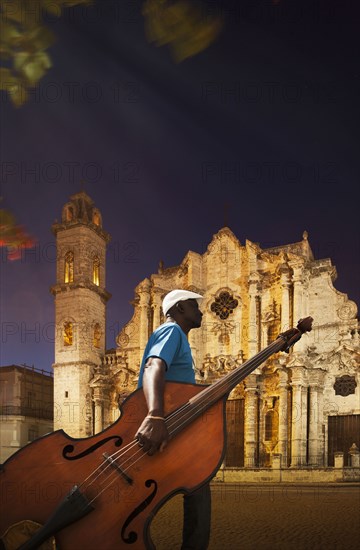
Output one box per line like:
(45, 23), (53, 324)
(1, 0), (359, 373)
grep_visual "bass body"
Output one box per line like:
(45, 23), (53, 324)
(0, 382), (226, 550)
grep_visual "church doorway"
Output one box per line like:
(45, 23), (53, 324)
(224, 399), (245, 467)
(328, 414), (360, 466)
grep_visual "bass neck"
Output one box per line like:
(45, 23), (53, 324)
(165, 317), (313, 439)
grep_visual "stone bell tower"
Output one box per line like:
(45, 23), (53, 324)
(51, 191), (111, 437)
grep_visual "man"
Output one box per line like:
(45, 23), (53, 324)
(135, 289), (211, 550)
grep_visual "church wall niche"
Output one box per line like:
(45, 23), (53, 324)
(64, 251), (74, 283)
(92, 256), (100, 286)
(63, 321), (74, 347)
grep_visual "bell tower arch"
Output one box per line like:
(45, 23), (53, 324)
(51, 191), (111, 437)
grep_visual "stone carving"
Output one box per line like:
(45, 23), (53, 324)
(89, 364), (110, 389)
(116, 331), (130, 348)
(334, 375), (357, 397)
(263, 299), (280, 323)
(229, 382), (246, 399)
(337, 301), (358, 320)
(198, 352), (243, 381)
(264, 374), (279, 394)
(315, 344), (360, 374)
(211, 320), (237, 344)
(211, 291), (238, 320)
(116, 307), (141, 348)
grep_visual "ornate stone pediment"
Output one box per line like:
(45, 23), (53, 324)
(206, 227), (240, 254)
(314, 344), (360, 375)
(197, 352), (243, 381)
(89, 364), (111, 389)
(110, 367), (137, 392)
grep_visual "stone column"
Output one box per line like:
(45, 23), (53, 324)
(317, 383), (325, 466)
(94, 398), (103, 434)
(244, 374), (258, 467)
(308, 384), (319, 465)
(151, 291), (162, 331)
(248, 273), (260, 357)
(102, 396), (111, 429)
(301, 386), (308, 464)
(292, 265), (306, 352)
(290, 366), (306, 467)
(10, 420), (21, 447)
(138, 280), (151, 359)
(279, 264), (291, 332)
(277, 368), (289, 467)
(308, 369), (326, 466)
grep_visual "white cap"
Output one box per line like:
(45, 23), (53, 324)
(162, 289), (203, 316)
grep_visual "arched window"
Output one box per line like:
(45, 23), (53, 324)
(63, 322), (73, 346)
(93, 256), (100, 286)
(93, 323), (101, 348)
(64, 251), (74, 283)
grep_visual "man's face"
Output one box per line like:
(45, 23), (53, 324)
(180, 299), (203, 328)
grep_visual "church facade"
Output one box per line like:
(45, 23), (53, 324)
(52, 193), (360, 478)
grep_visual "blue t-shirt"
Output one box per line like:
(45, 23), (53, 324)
(137, 322), (195, 387)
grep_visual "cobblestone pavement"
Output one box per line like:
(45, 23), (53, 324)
(151, 484), (360, 550)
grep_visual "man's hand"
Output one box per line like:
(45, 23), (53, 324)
(135, 416), (169, 455)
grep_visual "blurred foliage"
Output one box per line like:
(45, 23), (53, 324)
(0, 0), (92, 106)
(0, 206), (36, 260)
(0, 1), (224, 258)
(0, 0), (224, 107)
(142, 0), (224, 62)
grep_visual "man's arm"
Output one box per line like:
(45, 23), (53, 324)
(135, 357), (169, 455)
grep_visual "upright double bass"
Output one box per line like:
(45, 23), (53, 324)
(0, 318), (312, 549)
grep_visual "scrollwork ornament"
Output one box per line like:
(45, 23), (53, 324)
(116, 331), (130, 348)
(337, 301), (358, 320)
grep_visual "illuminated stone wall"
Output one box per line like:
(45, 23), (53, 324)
(51, 195), (359, 468)
(110, 227), (359, 468)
